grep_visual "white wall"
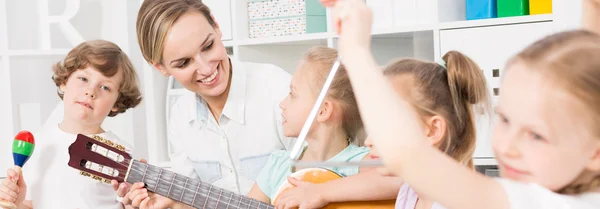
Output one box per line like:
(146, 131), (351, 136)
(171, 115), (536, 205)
(0, 0), (154, 175)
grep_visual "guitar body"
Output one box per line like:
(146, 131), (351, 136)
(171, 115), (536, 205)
(272, 168), (396, 209)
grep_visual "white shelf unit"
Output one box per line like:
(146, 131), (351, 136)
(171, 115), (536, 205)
(159, 0), (571, 167)
(0, 0), (582, 174)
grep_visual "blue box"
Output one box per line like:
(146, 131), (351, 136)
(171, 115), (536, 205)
(466, 0), (498, 20)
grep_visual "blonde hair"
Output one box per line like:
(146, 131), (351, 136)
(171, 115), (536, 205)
(383, 51), (491, 168)
(52, 40), (142, 117)
(303, 46), (365, 145)
(136, 0), (215, 64)
(507, 30), (600, 194)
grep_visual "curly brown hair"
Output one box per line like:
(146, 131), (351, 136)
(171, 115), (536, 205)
(52, 40), (142, 117)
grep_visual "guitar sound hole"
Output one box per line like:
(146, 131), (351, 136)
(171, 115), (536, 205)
(80, 159), (88, 167)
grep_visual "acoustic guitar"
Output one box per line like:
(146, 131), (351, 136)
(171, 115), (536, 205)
(67, 134), (395, 209)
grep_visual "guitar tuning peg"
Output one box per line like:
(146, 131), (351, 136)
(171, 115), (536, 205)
(91, 135), (126, 152)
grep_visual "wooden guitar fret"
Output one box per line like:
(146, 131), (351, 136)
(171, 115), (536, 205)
(203, 185), (212, 209)
(180, 177), (188, 202)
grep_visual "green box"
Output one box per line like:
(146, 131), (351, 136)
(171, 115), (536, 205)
(306, 0), (326, 16)
(306, 15), (327, 33)
(497, 0), (530, 17)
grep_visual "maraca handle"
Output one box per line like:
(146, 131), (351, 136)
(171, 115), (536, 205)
(0, 166), (23, 209)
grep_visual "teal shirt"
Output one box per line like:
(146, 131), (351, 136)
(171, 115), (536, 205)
(255, 144), (369, 201)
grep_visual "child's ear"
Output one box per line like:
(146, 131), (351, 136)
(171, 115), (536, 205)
(316, 101), (334, 122)
(425, 115), (446, 146)
(152, 62), (171, 77)
(585, 142), (600, 172)
(59, 83), (66, 93)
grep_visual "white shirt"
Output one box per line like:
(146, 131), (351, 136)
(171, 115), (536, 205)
(497, 178), (600, 209)
(167, 58), (295, 195)
(23, 124), (131, 209)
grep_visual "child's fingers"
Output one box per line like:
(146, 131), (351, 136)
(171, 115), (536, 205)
(319, 0), (336, 7)
(286, 177), (305, 187)
(128, 182), (145, 192)
(2, 179), (19, 194)
(16, 172), (25, 187)
(116, 183), (128, 197)
(0, 185), (17, 201)
(0, 192), (16, 203)
(130, 190), (149, 207)
(121, 190), (133, 205)
(139, 196), (151, 209)
(111, 180), (119, 191)
(6, 169), (17, 181)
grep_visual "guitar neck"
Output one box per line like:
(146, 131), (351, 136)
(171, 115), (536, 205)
(125, 160), (273, 209)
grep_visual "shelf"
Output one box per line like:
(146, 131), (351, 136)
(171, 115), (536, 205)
(371, 24), (438, 38)
(473, 158), (497, 166)
(439, 14), (554, 30)
(6, 49), (71, 56)
(236, 32), (333, 46)
(223, 40), (236, 47)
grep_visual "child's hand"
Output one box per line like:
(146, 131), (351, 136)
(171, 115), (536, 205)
(319, 0), (336, 7)
(111, 180), (130, 201)
(122, 182), (175, 209)
(327, 0), (373, 58)
(274, 177), (329, 209)
(0, 168), (27, 205)
(113, 159), (146, 201)
(376, 167), (396, 177)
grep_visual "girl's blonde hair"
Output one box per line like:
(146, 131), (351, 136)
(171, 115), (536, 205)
(303, 46), (365, 145)
(136, 0), (216, 65)
(383, 51), (491, 168)
(507, 30), (600, 194)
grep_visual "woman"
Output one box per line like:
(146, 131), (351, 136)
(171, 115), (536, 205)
(134, 0), (294, 196)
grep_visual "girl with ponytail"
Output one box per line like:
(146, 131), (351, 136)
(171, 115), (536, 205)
(275, 51), (491, 209)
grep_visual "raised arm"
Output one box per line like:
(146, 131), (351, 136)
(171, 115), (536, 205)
(327, 1), (510, 209)
(584, 0), (600, 35)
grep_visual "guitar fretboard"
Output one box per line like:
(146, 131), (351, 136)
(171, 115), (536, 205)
(126, 160), (274, 209)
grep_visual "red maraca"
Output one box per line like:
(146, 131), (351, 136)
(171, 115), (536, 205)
(0, 130), (34, 209)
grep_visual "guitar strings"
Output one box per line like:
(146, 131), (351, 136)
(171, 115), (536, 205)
(87, 159), (272, 208)
(125, 165), (272, 209)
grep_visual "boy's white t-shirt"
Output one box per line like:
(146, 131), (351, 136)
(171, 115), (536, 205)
(496, 178), (600, 209)
(22, 124), (131, 209)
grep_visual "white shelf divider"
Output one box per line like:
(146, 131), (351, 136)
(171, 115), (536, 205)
(474, 158), (498, 166)
(8, 49), (71, 56)
(438, 14), (554, 30)
(236, 32), (335, 46)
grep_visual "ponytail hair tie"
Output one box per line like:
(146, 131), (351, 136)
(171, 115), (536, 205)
(437, 59), (447, 69)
